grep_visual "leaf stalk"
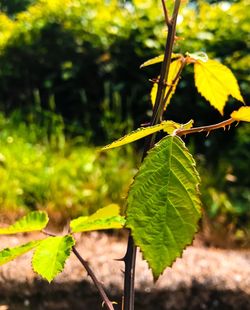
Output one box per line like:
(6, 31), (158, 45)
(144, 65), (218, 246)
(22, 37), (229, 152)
(175, 118), (236, 136)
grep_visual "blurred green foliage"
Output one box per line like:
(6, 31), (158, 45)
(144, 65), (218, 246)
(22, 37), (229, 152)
(196, 124), (250, 242)
(0, 0), (36, 15)
(0, 111), (136, 222)
(0, 0), (249, 236)
(0, 0), (248, 139)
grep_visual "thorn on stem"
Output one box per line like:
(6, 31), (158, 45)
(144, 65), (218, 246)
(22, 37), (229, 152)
(114, 257), (125, 262)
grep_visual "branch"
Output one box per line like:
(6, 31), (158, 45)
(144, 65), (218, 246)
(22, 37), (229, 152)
(161, 0), (171, 26)
(175, 118), (236, 136)
(72, 247), (115, 310)
(148, 0), (182, 148)
(42, 230), (115, 310)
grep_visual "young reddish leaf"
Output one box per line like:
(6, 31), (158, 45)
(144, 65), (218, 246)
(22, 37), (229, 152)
(101, 120), (193, 150)
(0, 241), (40, 266)
(151, 58), (183, 109)
(231, 106), (250, 122)
(194, 59), (244, 115)
(0, 211), (49, 235)
(32, 235), (75, 282)
(70, 204), (125, 233)
(126, 136), (201, 280)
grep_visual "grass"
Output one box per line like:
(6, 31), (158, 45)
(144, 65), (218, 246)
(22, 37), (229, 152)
(0, 111), (136, 224)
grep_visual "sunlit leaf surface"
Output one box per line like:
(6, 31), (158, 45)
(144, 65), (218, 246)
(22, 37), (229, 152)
(126, 136), (201, 280)
(0, 211), (49, 235)
(194, 59), (244, 114)
(32, 235), (75, 282)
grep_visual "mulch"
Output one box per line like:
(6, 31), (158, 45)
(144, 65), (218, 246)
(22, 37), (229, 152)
(0, 232), (249, 310)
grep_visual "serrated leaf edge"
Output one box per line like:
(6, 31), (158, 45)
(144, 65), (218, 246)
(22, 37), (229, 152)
(32, 235), (75, 282)
(126, 136), (202, 281)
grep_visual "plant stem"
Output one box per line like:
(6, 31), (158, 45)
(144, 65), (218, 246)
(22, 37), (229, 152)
(72, 247), (115, 310)
(123, 1), (181, 309)
(161, 0), (170, 26)
(176, 118), (236, 136)
(151, 0), (181, 127)
(123, 234), (137, 310)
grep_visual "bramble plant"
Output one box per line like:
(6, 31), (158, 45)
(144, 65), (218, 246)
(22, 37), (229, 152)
(0, 1), (249, 310)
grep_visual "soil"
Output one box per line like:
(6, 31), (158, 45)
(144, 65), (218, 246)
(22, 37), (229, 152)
(0, 232), (249, 310)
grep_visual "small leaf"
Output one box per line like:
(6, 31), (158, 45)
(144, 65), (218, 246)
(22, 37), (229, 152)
(126, 136), (202, 280)
(151, 59), (183, 109)
(101, 120), (193, 150)
(0, 211), (49, 235)
(70, 204), (125, 233)
(32, 235), (75, 282)
(0, 241), (40, 266)
(169, 119), (194, 132)
(186, 51), (208, 63)
(231, 106), (250, 122)
(140, 53), (181, 68)
(194, 59), (244, 115)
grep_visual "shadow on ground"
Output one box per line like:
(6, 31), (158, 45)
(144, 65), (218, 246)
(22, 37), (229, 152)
(0, 279), (249, 310)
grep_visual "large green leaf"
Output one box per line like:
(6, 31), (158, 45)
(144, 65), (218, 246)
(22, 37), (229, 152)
(0, 211), (49, 235)
(32, 235), (75, 282)
(70, 204), (125, 233)
(0, 241), (40, 266)
(126, 136), (202, 280)
(101, 120), (193, 150)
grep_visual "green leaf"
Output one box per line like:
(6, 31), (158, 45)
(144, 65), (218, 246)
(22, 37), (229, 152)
(70, 204), (125, 233)
(194, 59), (244, 115)
(0, 211), (49, 235)
(0, 241), (40, 266)
(126, 136), (201, 280)
(32, 235), (75, 282)
(102, 120), (193, 150)
(231, 106), (250, 122)
(140, 53), (181, 68)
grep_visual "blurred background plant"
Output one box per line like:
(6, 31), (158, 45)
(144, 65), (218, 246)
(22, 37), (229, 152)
(0, 110), (136, 224)
(0, 0), (249, 244)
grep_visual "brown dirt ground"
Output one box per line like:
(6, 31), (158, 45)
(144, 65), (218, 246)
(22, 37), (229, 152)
(0, 232), (249, 310)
